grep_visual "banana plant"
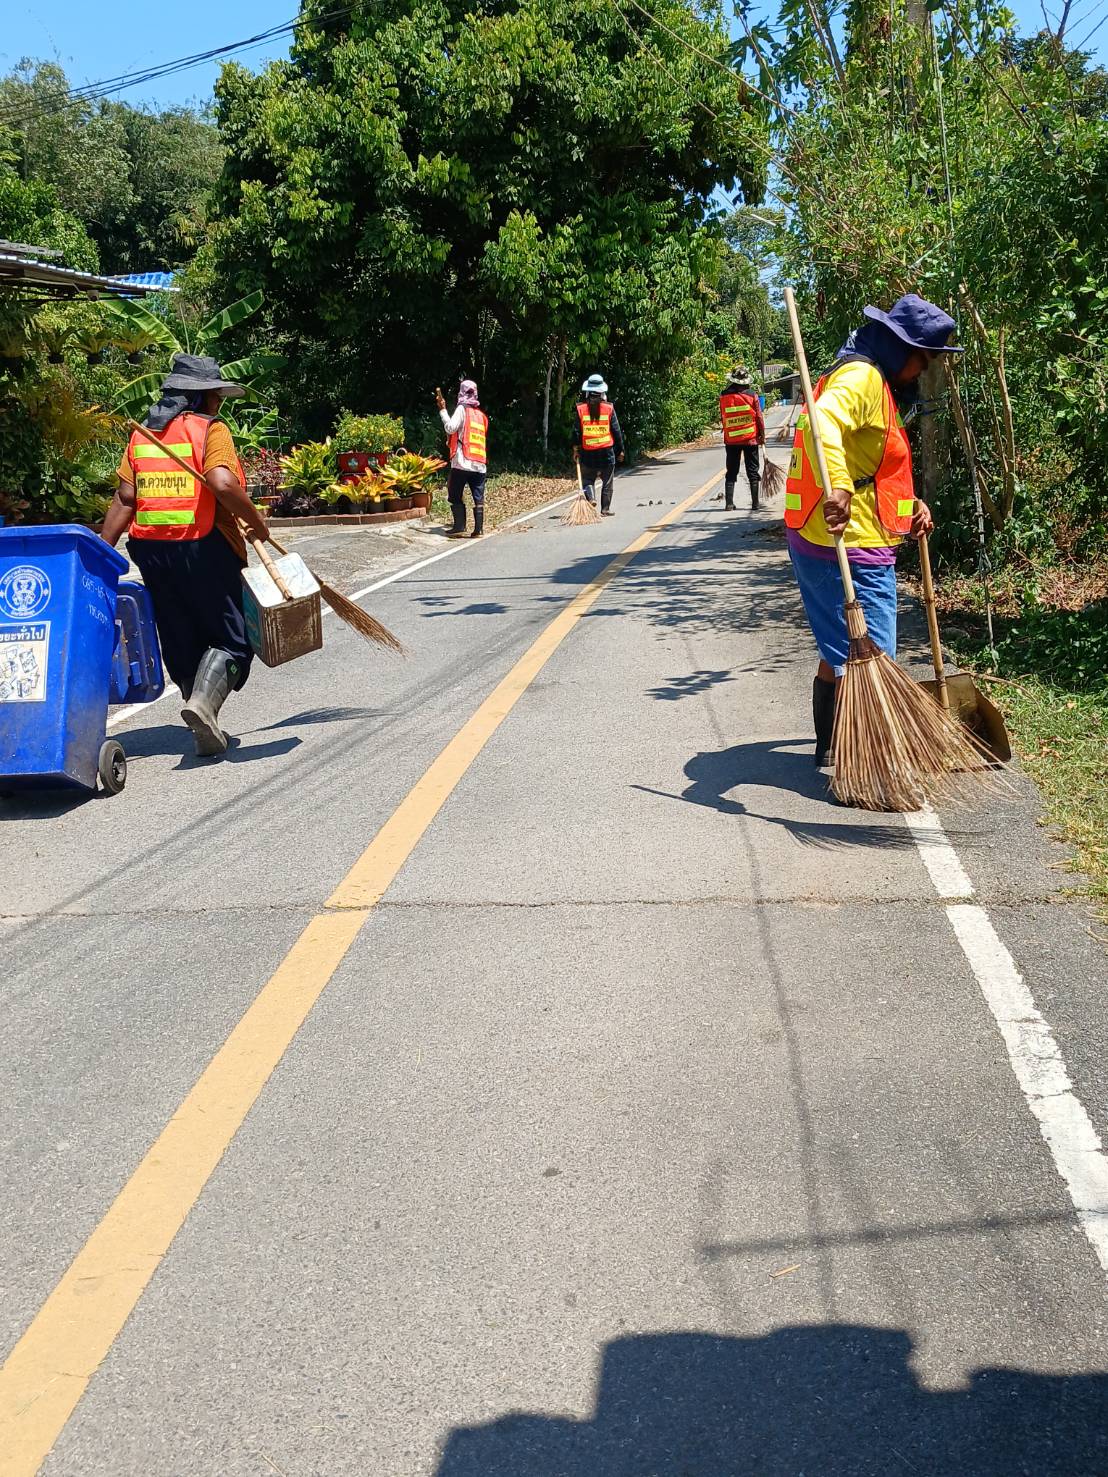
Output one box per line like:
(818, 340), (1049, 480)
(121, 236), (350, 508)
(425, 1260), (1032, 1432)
(220, 404), (282, 457)
(101, 291), (284, 416)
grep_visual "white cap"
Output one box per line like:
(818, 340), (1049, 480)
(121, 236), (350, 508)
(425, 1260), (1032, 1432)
(581, 374), (608, 395)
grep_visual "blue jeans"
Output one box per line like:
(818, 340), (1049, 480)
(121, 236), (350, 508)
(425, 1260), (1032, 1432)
(789, 547), (897, 675)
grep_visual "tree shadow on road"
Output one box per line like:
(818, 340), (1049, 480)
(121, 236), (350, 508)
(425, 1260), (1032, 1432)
(550, 513), (807, 655)
(435, 1325), (1108, 1476)
(647, 669), (736, 701)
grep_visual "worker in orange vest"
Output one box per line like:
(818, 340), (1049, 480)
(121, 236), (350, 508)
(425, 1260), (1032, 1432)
(719, 367), (765, 511)
(785, 295), (959, 766)
(572, 374), (624, 515)
(436, 379), (489, 538)
(101, 354), (268, 757)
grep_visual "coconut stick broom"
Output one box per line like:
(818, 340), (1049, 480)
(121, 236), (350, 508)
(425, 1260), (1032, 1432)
(127, 419), (404, 654)
(782, 291), (996, 811)
(760, 453), (785, 501)
(561, 459), (602, 526)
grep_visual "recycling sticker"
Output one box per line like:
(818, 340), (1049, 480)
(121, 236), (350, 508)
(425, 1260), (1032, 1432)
(0, 623), (49, 702)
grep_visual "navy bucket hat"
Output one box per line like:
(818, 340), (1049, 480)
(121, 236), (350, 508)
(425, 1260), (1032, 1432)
(863, 295), (962, 354)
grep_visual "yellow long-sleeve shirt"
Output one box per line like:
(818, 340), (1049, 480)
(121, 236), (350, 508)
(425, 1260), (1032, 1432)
(796, 360), (902, 551)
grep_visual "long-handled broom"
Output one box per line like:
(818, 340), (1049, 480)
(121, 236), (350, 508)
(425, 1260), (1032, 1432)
(782, 290), (996, 811)
(760, 452), (785, 501)
(127, 419), (404, 654)
(561, 459), (602, 526)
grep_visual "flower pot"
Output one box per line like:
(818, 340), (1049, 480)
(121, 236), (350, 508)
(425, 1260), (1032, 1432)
(337, 450), (391, 475)
(381, 495), (399, 513)
(411, 490), (432, 512)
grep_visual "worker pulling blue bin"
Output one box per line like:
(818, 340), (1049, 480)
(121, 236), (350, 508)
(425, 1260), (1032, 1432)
(0, 525), (163, 796)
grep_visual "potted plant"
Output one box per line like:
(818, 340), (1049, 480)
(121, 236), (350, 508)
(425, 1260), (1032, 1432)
(379, 452), (446, 512)
(332, 411), (406, 478)
(278, 441), (337, 502)
(318, 480), (355, 515)
(241, 448), (283, 507)
(345, 470), (385, 515)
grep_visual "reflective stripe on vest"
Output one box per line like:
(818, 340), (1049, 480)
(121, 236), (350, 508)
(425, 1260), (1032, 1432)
(127, 413), (217, 541)
(783, 373), (914, 538)
(720, 392), (757, 445)
(578, 400), (614, 451)
(450, 407), (488, 466)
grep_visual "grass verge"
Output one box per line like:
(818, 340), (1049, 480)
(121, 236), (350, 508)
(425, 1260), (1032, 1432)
(913, 567), (1108, 908)
(429, 470), (572, 533)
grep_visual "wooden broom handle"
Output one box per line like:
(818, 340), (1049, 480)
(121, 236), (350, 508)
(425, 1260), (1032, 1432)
(783, 288), (858, 604)
(916, 514), (951, 711)
(126, 417), (294, 602)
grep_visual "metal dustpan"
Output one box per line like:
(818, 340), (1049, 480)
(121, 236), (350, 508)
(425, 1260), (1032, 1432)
(919, 671), (1011, 764)
(917, 529), (1011, 766)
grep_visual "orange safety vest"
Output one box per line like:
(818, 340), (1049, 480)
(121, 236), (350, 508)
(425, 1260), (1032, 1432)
(126, 413), (229, 541)
(449, 406), (488, 467)
(577, 400), (614, 452)
(720, 391), (758, 445)
(784, 366), (915, 537)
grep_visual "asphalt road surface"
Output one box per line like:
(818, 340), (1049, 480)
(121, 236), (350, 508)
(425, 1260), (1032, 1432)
(3, 438), (1108, 1476)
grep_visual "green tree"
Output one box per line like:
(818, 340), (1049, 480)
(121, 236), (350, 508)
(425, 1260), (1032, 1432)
(0, 61), (222, 273)
(206, 0), (769, 451)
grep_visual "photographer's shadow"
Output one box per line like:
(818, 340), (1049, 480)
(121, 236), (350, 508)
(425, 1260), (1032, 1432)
(437, 1326), (1108, 1476)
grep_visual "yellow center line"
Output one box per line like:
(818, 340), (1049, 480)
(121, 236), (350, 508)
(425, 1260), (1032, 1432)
(0, 469), (721, 1475)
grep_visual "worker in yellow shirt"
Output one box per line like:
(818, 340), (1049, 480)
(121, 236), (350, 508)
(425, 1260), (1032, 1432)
(784, 295), (962, 766)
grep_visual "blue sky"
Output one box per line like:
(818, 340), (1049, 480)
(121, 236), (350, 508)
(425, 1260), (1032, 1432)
(2, 0), (1104, 111)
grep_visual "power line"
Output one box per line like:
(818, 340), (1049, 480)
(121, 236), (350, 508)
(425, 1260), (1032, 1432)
(0, 3), (361, 128)
(1071, 8), (1108, 49)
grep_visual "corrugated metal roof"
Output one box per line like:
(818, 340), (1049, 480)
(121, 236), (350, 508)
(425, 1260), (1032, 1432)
(0, 252), (172, 301)
(112, 271), (176, 291)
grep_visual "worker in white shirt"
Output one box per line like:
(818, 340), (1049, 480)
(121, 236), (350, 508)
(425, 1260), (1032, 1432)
(435, 379), (490, 539)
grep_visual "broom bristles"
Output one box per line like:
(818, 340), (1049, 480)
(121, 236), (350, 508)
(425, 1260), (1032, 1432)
(832, 638), (1006, 811)
(760, 457), (785, 500)
(562, 492), (602, 526)
(319, 581), (405, 654)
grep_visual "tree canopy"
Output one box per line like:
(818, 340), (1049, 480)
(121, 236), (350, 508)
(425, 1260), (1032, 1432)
(206, 0), (770, 449)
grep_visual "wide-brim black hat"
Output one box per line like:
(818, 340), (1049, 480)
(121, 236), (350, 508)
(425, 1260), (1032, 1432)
(160, 353), (246, 398)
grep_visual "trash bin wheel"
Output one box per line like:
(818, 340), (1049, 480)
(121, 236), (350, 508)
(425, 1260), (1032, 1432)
(98, 739), (127, 795)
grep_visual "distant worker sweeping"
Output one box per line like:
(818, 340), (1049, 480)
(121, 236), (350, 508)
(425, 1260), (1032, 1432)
(784, 294), (961, 766)
(101, 354), (267, 757)
(719, 366), (765, 511)
(436, 379), (489, 539)
(573, 374), (624, 516)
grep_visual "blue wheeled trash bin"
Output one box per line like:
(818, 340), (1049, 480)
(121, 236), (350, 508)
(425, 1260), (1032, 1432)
(0, 525), (163, 797)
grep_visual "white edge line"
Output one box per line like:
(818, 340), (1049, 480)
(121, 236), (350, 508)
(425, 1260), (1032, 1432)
(945, 902), (1108, 1274)
(107, 487), (582, 733)
(903, 804), (974, 900)
(905, 808), (1108, 1276)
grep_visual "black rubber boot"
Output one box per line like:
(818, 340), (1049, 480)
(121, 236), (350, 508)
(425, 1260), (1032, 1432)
(447, 500), (467, 539)
(723, 480), (735, 511)
(750, 485), (760, 511)
(181, 648), (239, 757)
(813, 675), (836, 767)
(470, 505), (485, 538)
